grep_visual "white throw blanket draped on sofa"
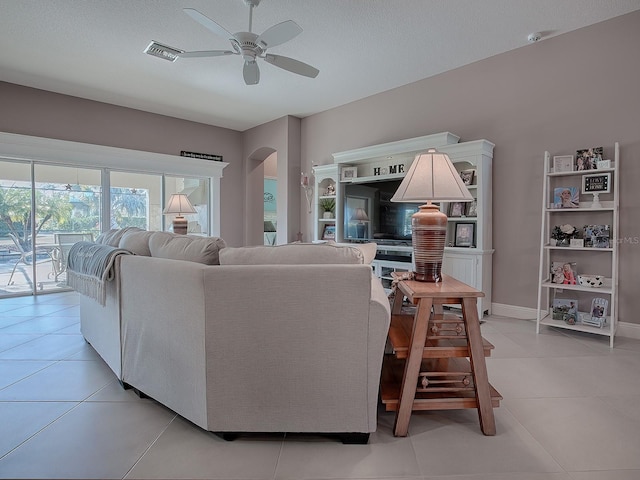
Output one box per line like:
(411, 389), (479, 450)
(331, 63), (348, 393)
(67, 241), (131, 306)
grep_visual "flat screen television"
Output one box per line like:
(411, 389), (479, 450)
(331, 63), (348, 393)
(343, 179), (422, 244)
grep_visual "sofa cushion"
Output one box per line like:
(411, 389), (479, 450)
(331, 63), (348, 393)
(149, 232), (226, 265)
(118, 229), (154, 256)
(219, 242), (377, 265)
(96, 227), (144, 247)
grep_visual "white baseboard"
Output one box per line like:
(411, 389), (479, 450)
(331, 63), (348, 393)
(490, 303), (538, 320)
(490, 303), (640, 340)
(617, 322), (640, 340)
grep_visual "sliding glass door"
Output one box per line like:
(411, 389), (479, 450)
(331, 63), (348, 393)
(0, 161), (35, 295)
(0, 158), (214, 298)
(109, 171), (161, 231)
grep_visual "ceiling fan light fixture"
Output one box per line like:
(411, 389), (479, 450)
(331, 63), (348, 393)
(144, 41), (183, 62)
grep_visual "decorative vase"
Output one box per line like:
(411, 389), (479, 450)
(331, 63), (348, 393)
(411, 203), (447, 282)
(556, 238), (570, 247)
(323, 211), (334, 219)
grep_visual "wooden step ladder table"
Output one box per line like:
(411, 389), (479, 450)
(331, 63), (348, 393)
(381, 274), (501, 437)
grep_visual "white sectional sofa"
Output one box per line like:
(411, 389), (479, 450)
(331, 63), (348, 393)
(76, 230), (391, 443)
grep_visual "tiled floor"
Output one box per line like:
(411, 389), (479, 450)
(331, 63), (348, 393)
(1, 292), (640, 479)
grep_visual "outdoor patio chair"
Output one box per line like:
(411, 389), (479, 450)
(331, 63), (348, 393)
(6, 233), (53, 286)
(51, 233), (94, 281)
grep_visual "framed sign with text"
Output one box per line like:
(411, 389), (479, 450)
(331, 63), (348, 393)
(582, 173), (611, 194)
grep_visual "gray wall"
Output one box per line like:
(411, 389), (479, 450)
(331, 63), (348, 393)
(0, 81), (246, 247)
(300, 10), (640, 322)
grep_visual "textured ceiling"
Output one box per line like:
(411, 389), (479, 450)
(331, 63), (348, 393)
(1, 0), (639, 131)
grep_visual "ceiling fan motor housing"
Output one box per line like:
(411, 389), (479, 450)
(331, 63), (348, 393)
(233, 31), (263, 61)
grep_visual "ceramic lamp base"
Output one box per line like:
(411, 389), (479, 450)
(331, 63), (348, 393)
(172, 216), (188, 235)
(411, 203), (447, 282)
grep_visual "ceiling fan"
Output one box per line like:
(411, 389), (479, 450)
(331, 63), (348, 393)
(165, 0), (319, 85)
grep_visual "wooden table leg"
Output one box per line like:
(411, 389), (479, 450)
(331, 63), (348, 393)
(462, 297), (496, 435)
(391, 286), (404, 315)
(393, 297), (433, 437)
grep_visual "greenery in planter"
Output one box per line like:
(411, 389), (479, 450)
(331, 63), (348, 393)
(319, 197), (336, 214)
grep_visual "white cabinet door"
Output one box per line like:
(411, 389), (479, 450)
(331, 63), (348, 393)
(443, 252), (477, 288)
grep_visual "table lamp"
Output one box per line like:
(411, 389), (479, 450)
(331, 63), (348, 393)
(163, 193), (197, 234)
(391, 148), (473, 282)
(350, 207), (369, 239)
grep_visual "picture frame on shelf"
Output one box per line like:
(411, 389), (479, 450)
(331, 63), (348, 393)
(583, 225), (610, 248)
(587, 297), (609, 327)
(448, 202), (465, 217)
(575, 146), (603, 171)
(582, 173), (611, 194)
(551, 261), (578, 285)
(553, 155), (574, 173)
(466, 199), (477, 217)
(553, 186), (580, 208)
(459, 169), (475, 185)
(321, 224), (336, 240)
(454, 223), (474, 247)
(552, 298), (578, 324)
(341, 166), (357, 182)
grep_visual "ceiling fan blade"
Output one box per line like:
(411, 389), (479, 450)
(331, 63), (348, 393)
(256, 20), (302, 49)
(243, 60), (260, 85)
(264, 54), (319, 78)
(183, 8), (235, 42)
(179, 50), (235, 58)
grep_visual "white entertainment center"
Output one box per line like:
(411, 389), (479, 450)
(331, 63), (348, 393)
(312, 132), (494, 317)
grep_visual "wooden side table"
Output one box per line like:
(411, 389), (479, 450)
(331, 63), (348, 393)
(381, 274), (501, 436)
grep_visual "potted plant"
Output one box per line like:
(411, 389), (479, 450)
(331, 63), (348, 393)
(551, 224), (578, 246)
(319, 197), (336, 219)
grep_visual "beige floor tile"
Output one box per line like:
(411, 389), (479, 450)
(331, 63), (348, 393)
(0, 359), (115, 401)
(127, 417), (283, 479)
(409, 407), (564, 476)
(0, 401), (77, 457)
(507, 397), (640, 471)
(275, 426), (421, 479)
(0, 401), (175, 479)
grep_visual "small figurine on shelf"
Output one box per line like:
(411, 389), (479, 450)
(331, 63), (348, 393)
(325, 183), (335, 196)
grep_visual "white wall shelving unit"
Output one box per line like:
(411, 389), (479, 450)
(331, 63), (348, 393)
(311, 164), (339, 242)
(312, 133), (494, 317)
(536, 143), (619, 347)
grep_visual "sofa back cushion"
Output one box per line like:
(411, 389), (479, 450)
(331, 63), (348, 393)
(149, 232), (226, 265)
(219, 242), (376, 265)
(118, 229), (155, 256)
(96, 227), (145, 247)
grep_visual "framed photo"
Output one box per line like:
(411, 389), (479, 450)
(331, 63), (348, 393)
(459, 169), (475, 185)
(448, 202), (465, 217)
(582, 173), (611, 194)
(341, 166), (357, 182)
(466, 199), (477, 217)
(550, 261), (577, 285)
(321, 224), (336, 240)
(553, 186), (579, 208)
(553, 155), (574, 173)
(454, 223), (474, 247)
(552, 299), (578, 324)
(583, 224), (610, 248)
(575, 146), (603, 171)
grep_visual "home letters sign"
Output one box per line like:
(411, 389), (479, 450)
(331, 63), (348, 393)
(373, 164), (405, 176)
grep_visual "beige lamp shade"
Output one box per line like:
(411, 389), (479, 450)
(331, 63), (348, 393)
(391, 149), (473, 203)
(350, 207), (369, 222)
(391, 148), (473, 282)
(163, 193), (197, 234)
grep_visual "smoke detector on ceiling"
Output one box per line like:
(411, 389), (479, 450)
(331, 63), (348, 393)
(527, 32), (542, 43)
